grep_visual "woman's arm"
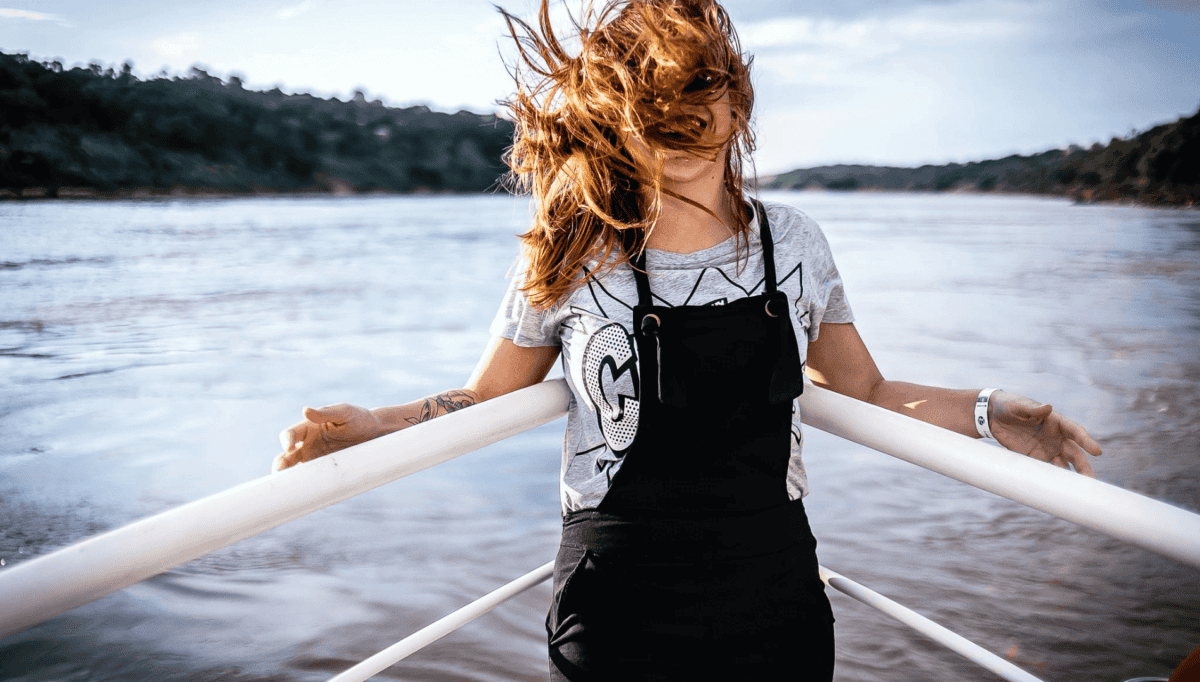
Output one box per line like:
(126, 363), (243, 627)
(273, 337), (560, 471)
(806, 322), (1102, 476)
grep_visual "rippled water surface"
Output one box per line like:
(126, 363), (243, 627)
(1, 192), (1197, 681)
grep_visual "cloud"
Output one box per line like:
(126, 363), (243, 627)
(150, 32), (204, 61)
(276, 1), (317, 20)
(742, 0), (1157, 89)
(739, 0), (1193, 169)
(738, 0), (1052, 85)
(0, 8), (64, 21)
(740, 1), (1038, 51)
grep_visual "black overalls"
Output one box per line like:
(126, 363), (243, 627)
(547, 201), (835, 681)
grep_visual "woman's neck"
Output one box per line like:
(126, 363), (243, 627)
(645, 163), (737, 254)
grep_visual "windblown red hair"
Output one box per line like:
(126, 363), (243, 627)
(499, 0), (756, 309)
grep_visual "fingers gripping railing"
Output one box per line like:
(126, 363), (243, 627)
(0, 380), (573, 639)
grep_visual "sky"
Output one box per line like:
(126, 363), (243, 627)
(1, 0), (1197, 174)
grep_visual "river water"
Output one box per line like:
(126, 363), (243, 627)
(0, 192), (1197, 681)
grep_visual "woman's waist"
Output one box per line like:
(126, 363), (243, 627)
(560, 499), (814, 560)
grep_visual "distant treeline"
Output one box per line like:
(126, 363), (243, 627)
(765, 107), (1200, 207)
(3, 49), (1197, 205)
(0, 51), (514, 197)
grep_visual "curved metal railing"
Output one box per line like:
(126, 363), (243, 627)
(1, 379), (1197, 681)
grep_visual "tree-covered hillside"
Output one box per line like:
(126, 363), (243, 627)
(0, 52), (514, 197)
(765, 107), (1200, 207)
(3, 49), (1196, 206)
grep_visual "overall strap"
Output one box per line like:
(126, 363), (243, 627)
(623, 229), (653, 307)
(753, 199), (777, 295)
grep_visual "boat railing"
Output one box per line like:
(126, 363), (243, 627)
(1, 379), (1197, 682)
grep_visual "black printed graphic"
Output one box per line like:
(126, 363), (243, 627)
(791, 398), (803, 447)
(582, 323), (640, 454)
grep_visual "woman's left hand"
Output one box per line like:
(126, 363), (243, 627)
(988, 391), (1103, 477)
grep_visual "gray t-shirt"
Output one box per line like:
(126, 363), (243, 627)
(490, 199), (854, 515)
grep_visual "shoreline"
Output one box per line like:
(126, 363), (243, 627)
(772, 185), (1200, 209)
(3, 185), (1194, 209)
(0, 185), (496, 201)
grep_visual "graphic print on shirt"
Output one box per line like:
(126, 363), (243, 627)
(581, 322), (640, 454)
(568, 253), (810, 483)
(791, 399), (803, 447)
(563, 274), (642, 480)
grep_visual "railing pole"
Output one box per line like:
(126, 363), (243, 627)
(0, 381), (572, 639)
(819, 566), (1045, 682)
(799, 385), (1200, 570)
(4, 379), (1198, 642)
(327, 561), (554, 682)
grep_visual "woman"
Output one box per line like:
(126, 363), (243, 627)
(274, 1), (1102, 679)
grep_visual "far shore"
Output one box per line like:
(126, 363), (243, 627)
(0, 185), (494, 201)
(4, 184), (1194, 209)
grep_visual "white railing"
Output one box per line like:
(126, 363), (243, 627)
(799, 386), (1200, 569)
(1, 379), (1198, 681)
(817, 567), (1044, 682)
(325, 561), (1050, 682)
(328, 561), (556, 682)
(0, 380), (571, 640)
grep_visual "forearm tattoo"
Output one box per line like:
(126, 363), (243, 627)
(405, 390), (478, 426)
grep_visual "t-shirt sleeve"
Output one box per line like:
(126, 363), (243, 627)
(801, 216), (854, 341)
(488, 256), (563, 347)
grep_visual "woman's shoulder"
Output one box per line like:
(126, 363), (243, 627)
(759, 198), (823, 245)
(757, 198), (842, 282)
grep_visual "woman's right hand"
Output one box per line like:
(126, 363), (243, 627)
(273, 403), (386, 472)
(270, 338), (559, 472)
